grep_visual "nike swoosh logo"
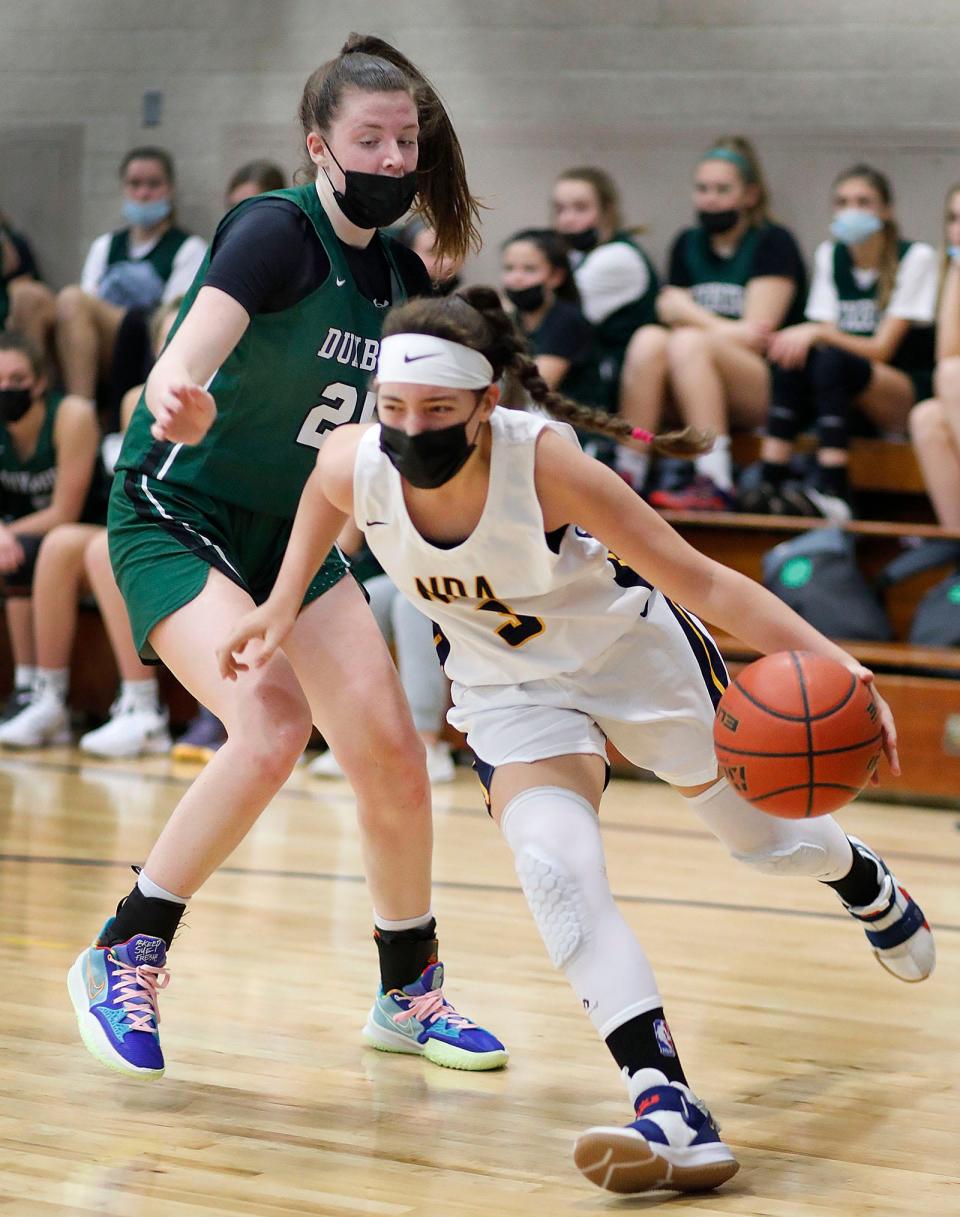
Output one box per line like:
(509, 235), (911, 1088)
(85, 963), (106, 1002)
(336, 276), (346, 286)
(403, 353), (436, 363)
(365, 520), (389, 527)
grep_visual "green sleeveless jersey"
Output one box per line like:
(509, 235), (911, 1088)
(593, 233), (659, 350)
(673, 223), (806, 326)
(832, 239), (934, 375)
(117, 185), (407, 518)
(106, 226), (191, 284)
(0, 393), (61, 518)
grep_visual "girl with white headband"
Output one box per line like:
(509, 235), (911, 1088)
(220, 286), (932, 1197)
(67, 33), (507, 1084)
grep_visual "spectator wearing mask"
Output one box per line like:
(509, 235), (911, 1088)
(628, 137), (806, 508)
(500, 227), (598, 399)
(909, 182), (960, 530)
(551, 167), (659, 415)
(747, 164), (937, 521)
(0, 332), (99, 722)
(54, 147), (206, 404)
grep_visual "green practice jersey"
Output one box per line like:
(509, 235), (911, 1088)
(118, 185), (408, 518)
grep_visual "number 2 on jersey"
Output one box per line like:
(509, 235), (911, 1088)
(296, 381), (376, 450)
(477, 597), (545, 647)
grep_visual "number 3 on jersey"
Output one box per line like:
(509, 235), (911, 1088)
(296, 381), (376, 450)
(477, 597), (544, 647)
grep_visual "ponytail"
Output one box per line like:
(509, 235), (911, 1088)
(382, 287), (714, 459)
(297, 33), (481, 263)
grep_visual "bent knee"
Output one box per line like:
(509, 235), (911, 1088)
(909, 397), (946, 443)
(55, 283), (92, 320)
(624, 324), (670, 365)
(666, 325), (716, 362)
(934, 356), (960, 401)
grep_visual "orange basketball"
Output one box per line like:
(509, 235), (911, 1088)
(713, 651), (883, 818)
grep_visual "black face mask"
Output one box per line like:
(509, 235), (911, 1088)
(564, 227), (599, 253)
(697, 208), (741, 236)
(379, 403), (482, 489)
(323, 143), (418, 230)
(433, 274), (461, 297)
(505, 283), (546, 313)
(0, 388), (34, 423)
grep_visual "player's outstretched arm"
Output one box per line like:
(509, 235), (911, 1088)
(217, 427), (362, 679)
(146, 286), (250, 444)
(535, 430), (899, 774)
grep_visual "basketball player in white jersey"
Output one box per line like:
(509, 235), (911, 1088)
(219, 287), (934, 1196)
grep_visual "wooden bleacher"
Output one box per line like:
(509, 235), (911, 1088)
(652, 434), (960, 804)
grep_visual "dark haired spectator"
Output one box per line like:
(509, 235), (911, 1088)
(0, 303), (180, 754)
(551, 166), (659, 420)
(54, 147), (206, 404)
(501, 228), (600, 404)
(224, 160), (287, 209)
(398, 216), (464, 294)
(627, 137), (807, 508)
(0, 332), (99, 722)
(747, 164), (937, 521)
(1, 206), (57, 358)
(909, 182), (960, 530)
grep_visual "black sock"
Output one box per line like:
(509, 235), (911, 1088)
(605, 1007), (687, 1087)
(817, 464), (849, 500)
(761, 461), (790, 488)
(101, 883), (186, 949)
(374, 918), (438, 991)
(823, 842), (883, 907)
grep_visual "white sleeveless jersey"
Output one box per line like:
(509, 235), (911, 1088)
(353, 407), (657, 688)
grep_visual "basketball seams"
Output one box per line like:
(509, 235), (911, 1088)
(716, 730), (883, 760)
(728, 665), (858, 722)
(789, 651), (816, 817)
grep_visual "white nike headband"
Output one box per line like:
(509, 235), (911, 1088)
(377, 333), (494, 389)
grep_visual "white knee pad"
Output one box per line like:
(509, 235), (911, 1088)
(686, 777), (853, 881)
(500, 786), (601, 968)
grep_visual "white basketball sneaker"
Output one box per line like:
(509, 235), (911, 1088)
(79, 698), (171, 759)
(574, 1067), (739, 1194)
(0, 690), (70, 748)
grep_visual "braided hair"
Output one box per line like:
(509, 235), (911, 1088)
(382, 286), (713, 458)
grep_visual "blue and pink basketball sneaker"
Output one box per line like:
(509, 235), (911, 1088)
(67, 922), (169, 1078)
(363, 961), (508, 1070)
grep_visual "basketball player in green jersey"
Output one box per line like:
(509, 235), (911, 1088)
(68, 34), (507, 1079)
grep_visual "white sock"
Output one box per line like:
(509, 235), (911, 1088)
(615, 448), (651, 491)
(120, 678), (159, 711)
(694, 434), (733, 490)
(374, 910), (434, 933)
(34, 667), (68, 702)
(137, 870), (188, 905)
(14, 664), (35, 692)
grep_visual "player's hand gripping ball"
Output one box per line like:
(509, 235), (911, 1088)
(713, 651), (883, 818)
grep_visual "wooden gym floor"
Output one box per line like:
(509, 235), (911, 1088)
(0, 750), (957, 1216)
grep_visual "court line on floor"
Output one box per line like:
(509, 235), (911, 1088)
(1, 850), (958, 933)
(2, 754), (958, 872)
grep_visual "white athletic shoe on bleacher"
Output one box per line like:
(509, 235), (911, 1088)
(79, 701), (172, 759)
(0, 691), (71, 748)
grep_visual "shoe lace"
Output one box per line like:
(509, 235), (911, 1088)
(392, 987), (477, 1030)
(109, 953), (170, 1033)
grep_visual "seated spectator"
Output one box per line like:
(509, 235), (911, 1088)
(0, 304), (180, 754)
(1, 205), (56, 357)
(0, 333), (99, 722)
(909, 182), (960, 529)
(398, 216), (464, 294)
(310, 520), (454, 784)
(551, 166), (659, 420)
(747, 164), (937, 521)
(54, 146), (207, 403)
(627, 136), (807, 508)
(500, 228), (598, 400)
(224, 160), (287, 209)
